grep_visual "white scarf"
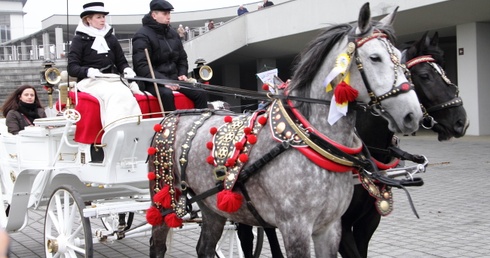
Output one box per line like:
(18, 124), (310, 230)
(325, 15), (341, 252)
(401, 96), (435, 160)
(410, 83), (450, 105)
(75, 20), (112, 54)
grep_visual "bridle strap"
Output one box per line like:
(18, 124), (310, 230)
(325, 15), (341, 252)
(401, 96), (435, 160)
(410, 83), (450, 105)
(352, 32), (413, 112)
(405, 54), (463, 129)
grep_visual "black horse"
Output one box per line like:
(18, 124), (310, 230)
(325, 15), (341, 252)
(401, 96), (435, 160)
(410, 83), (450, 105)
(338, 31), (469, 258)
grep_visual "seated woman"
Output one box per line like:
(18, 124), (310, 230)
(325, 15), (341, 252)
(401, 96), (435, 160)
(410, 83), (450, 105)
(1, 85), (47, 135)
(67, 2), (142, 130)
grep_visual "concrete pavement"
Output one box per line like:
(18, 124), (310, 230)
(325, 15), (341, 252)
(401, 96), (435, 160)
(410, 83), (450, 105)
(5, 130), (490, 257)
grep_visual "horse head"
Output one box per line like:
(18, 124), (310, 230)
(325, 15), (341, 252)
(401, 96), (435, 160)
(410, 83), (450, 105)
(403, 31), (469, 140)
(288, 3), (422, 137)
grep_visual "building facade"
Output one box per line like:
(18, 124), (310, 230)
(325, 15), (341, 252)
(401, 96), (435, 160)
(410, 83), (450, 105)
(1, 0), (489, 135)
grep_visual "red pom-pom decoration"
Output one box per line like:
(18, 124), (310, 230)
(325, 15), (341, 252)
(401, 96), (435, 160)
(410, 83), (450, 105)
(225, 158), (236, 167)
(262, 84), (269, 91)
(206, 141), (214, 150)
(224, 116), (233, 123)
(164, 213), (183, 228)
(147, 147), (157, 155)
(210, 127), (218, 135)
(153, 124), (163, 132)
(238, 153), (249, 163)
(258, 116), (267, 126)
(146, 206), (163, 226)
(243, 127), (252, 135)
(217, 190), (243, 213)
(334, 81), (359, 104)
(235, 142), (244, 150)
(153, 185), (171, 209)
(247, 135), (257, 144)
(147, 172), (156, 181)
(207, 156), (215, 165)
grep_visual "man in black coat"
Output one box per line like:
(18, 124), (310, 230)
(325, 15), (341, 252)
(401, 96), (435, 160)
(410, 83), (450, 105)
(132, 0), (207, 111)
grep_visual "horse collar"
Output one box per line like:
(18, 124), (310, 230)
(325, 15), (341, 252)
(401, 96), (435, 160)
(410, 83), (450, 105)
(269, 99), (366, 172)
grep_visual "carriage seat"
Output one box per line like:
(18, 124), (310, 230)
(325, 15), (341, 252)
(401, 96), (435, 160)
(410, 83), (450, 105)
(68, 91), (194, 144)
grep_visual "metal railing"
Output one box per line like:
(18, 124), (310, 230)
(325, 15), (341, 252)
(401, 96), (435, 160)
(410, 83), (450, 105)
(0, 24), (222, 62)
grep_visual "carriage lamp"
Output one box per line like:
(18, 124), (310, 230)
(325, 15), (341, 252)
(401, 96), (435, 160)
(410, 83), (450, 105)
(40, 60), (62, 108)
(193, 58), (213, 83)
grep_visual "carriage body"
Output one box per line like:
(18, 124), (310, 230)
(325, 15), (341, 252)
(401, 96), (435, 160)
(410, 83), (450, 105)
(0, 115), (158, 226)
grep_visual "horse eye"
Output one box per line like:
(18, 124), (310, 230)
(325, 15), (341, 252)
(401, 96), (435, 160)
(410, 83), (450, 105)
(418, 73), (430, 80)
(369, 55), (382, 62)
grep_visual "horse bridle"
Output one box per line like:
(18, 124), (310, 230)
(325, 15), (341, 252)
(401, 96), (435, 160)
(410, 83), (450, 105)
(405, 55), (463, 129)
(351, 32), (414, 114)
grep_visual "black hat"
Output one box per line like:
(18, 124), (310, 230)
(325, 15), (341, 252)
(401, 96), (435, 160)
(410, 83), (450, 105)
(80, 2), (109, 18)
(150, 0), (174, 11)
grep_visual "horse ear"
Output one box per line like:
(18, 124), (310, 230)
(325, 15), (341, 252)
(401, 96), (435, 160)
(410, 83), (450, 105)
(356, 2), (372, 35)
(430, 31), (440, 47)
(378, 6), (399, 28)
(416, 31), (430, 53)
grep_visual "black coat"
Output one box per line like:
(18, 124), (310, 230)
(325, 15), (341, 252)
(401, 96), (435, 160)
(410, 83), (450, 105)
(132, 14), (188, 85)
(68, 28), (130, 80)
(5, 108), (46, 135)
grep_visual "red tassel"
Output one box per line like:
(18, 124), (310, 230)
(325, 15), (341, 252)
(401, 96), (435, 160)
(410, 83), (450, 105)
(210, 127), (218, 135)
(225, 158), (236, 167)
(262, 84), (269, 91)
(147, 171), (156, 181)
(147, 147), (157, 155)
(217, 190), (243, 213)
(164, 213), (183, 228)
(206, 156), (215, 165)
(235, 142), (244, 150)
(334, 81), (358, 104)
(243, 127), (252, 135)
(206, 141), (214, 150)
(153, 124), (163, 132)
(153, 185), (171, 209)
(146, 206), (163, 226)
(258, 116), (267, 125)
(224, 116), (233, 123)
(247, 135), (257, 144)
(238, 153), (249, 163)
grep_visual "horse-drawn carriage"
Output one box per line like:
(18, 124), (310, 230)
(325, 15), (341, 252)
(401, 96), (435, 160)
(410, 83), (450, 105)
(0, 2), (469, 258)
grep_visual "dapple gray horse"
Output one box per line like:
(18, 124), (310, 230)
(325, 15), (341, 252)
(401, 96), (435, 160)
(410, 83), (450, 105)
(148, 3), (422, 258)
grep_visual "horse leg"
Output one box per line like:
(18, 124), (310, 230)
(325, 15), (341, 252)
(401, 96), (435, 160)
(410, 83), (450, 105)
(264, 227), (284, 258)
(312, 219), (342, 258)
(149, 225), (170, 258)
(352, 201), (381, 258)
(196, 204), (227, 257)
(339, 215), (362, 258)
(237, 223), (254, 258)
(279, 223), (312, 258)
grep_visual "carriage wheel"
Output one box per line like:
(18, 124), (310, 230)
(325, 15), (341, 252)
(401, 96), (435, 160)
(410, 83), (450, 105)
(100, 212), (134, 232)
(215, 224), (264, 258)
(44, 185), (93, 258)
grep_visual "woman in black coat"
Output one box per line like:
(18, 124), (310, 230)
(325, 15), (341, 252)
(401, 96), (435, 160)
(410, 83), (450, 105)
(67, 2), (141, 130)
(2, 85), (46, 135)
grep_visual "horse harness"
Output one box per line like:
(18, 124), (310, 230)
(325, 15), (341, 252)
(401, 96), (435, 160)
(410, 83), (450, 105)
(405, 54), (463, 129)
(147, 30), (424, 227)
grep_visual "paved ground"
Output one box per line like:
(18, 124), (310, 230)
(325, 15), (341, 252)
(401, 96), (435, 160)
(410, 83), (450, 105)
(5, 130), (490, 257)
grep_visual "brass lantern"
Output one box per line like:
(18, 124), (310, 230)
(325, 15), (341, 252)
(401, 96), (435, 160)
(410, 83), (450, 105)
(193, 58), (213, 82)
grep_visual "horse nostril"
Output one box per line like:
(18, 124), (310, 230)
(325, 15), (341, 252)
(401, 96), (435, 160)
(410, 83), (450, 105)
(404, 112), (414, 125)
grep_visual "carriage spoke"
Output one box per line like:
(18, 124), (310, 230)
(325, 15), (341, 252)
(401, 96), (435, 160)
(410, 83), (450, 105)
(66, 242), (86, 255)
(47, 210), (61, 233)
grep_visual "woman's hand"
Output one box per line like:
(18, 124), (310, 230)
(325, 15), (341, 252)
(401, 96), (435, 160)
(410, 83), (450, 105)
(87, 68), (103, 79)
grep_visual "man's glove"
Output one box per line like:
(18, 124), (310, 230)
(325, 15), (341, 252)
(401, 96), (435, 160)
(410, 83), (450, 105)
(87, 68), (103, 79)
(124, 67), (137, 79)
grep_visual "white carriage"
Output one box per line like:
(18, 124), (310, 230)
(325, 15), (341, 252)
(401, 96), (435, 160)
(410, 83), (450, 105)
(0, 76), (262, 258)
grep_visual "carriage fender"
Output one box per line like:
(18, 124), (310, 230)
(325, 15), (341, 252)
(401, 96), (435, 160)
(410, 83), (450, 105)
(4, 169), (43, 232)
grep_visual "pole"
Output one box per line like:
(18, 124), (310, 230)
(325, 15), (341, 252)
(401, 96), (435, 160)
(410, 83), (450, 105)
(144, 48), (165, 114)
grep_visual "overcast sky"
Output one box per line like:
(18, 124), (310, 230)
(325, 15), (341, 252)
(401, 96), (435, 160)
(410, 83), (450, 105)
(23, 0), (250, 34)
